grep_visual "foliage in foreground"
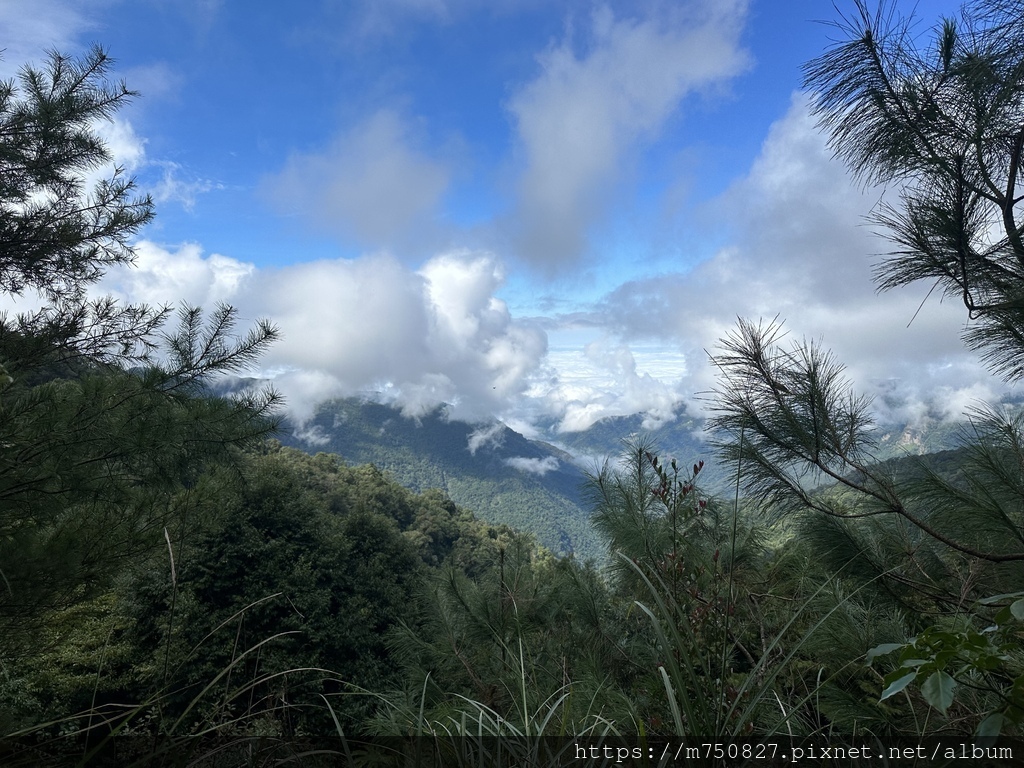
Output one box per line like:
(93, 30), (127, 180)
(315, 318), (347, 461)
(7, 0), (1024, 764)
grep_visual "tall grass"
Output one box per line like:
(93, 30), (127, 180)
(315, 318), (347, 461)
(342, 441), (863, 767)
(627, 551), (871, 762)
(0, 594), (343, 767)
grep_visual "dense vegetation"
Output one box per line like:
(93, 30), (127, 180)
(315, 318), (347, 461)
(4, 1), (1024, 765)
(280, 398), (602, 560)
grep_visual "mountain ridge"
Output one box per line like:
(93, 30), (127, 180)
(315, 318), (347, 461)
(279, 397), (602, 560)
(275, 394), (1005, 561)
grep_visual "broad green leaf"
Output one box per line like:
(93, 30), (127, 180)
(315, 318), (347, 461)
(881, 671), (917, 701)
(1010, 675), (1024, 699)
(964, 631), (988, 649)
(974, 654), (1004, 671)
(866, 643), (903, 665)
(976, 713), (1005, 740)
(978, 592), (1024, 605)
(1010, 599), (1024, 621)
(899, 658), (927, 668)
(899, 645), (927, 664)
(920, 670), (956, 713)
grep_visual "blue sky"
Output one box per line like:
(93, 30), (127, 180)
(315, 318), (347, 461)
(5, 0), (995, 437)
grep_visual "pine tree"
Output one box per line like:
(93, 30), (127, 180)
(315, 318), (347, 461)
(804, 0), (1024, 379)
(707, 1), (1024, 736)
(0, 47), (280, 650)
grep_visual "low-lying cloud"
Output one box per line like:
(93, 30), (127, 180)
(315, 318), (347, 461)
(504, 455), (559, 476)
(525, 339), (686, 433)
(467, 422), (505, 455)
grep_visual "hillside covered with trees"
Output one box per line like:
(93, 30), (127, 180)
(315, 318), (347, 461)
(4, 1), (1024, 766)
(278, 398), (603, 560)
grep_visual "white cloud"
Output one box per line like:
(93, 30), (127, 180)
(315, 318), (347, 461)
(93, 118), (147, 173)
(248, 253), (432, 384)
(467, 422), (505, 455)
(524, 337), (686, 432)
(96, 244), (547, 424)
(589, 92), (994, 427)
(294, 423), (331, 447)
(72, 115), (217, 216)
(0, 0), (95, 77)
(504, 455), (559, 475)
(151, 162), (222, 212)
(506, 0), (749, 269)
(263, 110), (451, 249)
(99, 241), (254, 308)
(420, 253), (548, 404)
(264, 369), (346, 426)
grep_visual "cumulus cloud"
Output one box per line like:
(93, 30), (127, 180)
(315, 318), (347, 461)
(420, 254), (547, 403)
(505, 0), (749, 269)
(99, 241), (255, 308)
(235, 250), (546, 420)
(93, 119), (147, 173)
(247, 254), (430, 380)
(587, 93), (993, 426)
(95, 243), (547, 424)
(262, 110), (451, 249)
(504, 455), (559, 476)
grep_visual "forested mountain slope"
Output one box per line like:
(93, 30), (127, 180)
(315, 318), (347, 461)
(276, 393), (1018, 564)
(279, 398), (603, 560)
